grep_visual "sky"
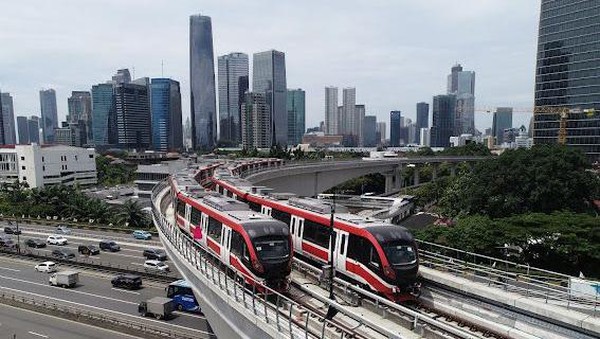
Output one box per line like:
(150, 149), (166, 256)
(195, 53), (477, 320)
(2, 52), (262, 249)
(0, 0), (541, 136)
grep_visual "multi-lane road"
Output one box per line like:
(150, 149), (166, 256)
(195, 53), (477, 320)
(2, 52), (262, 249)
(0, 222), (214, 339)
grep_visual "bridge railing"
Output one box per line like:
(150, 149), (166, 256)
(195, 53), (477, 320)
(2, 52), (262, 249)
(151, 180), (387, 339)
(417, 240), (600, 315)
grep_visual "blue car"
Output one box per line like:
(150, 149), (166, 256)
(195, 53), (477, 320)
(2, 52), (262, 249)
(132, 230), (152, 240)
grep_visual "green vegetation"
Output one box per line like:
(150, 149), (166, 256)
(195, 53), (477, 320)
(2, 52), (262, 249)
(324, 174), (385, 195)
(0, 182), (151, 229)
(96, 155), (137, 186)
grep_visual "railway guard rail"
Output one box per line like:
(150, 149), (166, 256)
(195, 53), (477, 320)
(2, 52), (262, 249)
(417, 240), (600, 315)
(151, 179), (400, 339)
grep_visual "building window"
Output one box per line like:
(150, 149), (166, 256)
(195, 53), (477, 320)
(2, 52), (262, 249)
(21, 166), (26, 170)
(75, 155), (78, 161)
(42, 156), (45, 162)
(20, 156), (25, 161)
(43, 166), (45, 171)
(22, 176), (26, 181)
(89, 154), (94, 159)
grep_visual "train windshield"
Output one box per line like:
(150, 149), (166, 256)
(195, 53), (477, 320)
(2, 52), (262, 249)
(254, 236), (290, 260)
(382, 242), (417, 265)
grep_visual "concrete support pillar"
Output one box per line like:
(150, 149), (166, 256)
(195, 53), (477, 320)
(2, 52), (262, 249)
(384, 173), (395, 194)
(431, 164), (438, 182)
(394, 164), (403, 191)
(413, 166), (420, 186)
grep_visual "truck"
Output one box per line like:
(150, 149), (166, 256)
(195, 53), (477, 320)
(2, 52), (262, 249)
(138, 297), (174, 320)
(49, 271), (79, 288)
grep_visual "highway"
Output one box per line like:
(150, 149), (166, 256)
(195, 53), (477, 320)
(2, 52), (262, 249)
(0, 222), (214, 338)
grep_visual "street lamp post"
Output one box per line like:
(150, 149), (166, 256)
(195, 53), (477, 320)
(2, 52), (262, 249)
(325, 193), (338, 320)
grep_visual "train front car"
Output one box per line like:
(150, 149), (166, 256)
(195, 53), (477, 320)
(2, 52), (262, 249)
(366, 225), (420, 301)
(241, 218), (293, 291)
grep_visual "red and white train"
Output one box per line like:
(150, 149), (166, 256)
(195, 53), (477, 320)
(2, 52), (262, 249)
(169, 173), (292, 291)
(210, 174), (420, 302)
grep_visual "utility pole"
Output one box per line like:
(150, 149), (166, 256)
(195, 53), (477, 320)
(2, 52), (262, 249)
(325, 192), (338, 320)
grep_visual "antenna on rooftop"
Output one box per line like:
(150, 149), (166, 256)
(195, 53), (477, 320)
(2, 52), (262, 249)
(161, 60), (164, 77)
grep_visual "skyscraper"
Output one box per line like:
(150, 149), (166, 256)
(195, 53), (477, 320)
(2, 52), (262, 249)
(431, 94), (456, 147)
(355, 104), (365, 146)
(287, 89), (305, 146)
(190, 14), (217, 150)
(114, 82), (151, 150)
(390, 111), (401, 147)
(534, 0), (600, 161)
(151, 78), (183, 152)
(0, 94), (4, 145)
(492, 107), (513, 145)
(17, 116), (29, 144)
(447, 64), (476, 135)
(341, 87), (356, 136)
(324, 87), (339, 135)
(67, 91), (92, 143)
(241, 92), (271, 149)
(91, 83), (116, 146)
(28, 116), (40, 144)
(376, 122), (386, 144)
(112, 69), (131, 84)
(217, 52), (249, 145)
(416, 102), (429, 144)
(39, 89), (58, 144)
(1, 93), (16, 144)
(363, 115), (377, 147)
(253, 50), (287, 146)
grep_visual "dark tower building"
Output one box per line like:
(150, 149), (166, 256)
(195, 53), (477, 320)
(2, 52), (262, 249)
(534, 0), (600, 161)
(151, 78), (183, 152)
(17, 116), (29, 144)
(416, 102), (429, 144)
(431, 94), (456, 147)
(114, 83), (151, 150)
(253, 50), (287, 146)
(218, 52), (249, 146)
(390, 110), (401, 147)
(39, 89), (58, 144)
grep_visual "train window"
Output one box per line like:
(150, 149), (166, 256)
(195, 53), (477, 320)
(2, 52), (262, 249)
(230, 231), (243, 257)
(340, 234), (346, 256)
(218, 186), (224, 194)
(226, 190), (233, 198)
(303, 219), (331, 249)
(369, 246), (382, 271)
(290, 218), (296, 235)
(347, 234), (367, 263)
(191, 207), (202, 226)
(207, 216), (222, 242)
(271, 208), (291, 226)
(177, 200), (186, 216)
(248, 201), (261, 212)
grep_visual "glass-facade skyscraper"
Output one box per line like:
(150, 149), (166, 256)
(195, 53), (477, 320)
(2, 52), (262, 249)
(534, 0), (600, 161)
(151, 78), (183, 152)
(363, 115), (377, 147)
(17, 116), (28, 144)
(416, 102), (429, 144)
(91, 83), (115, 146)
(253, 50), (287, 146)
(217, 52), (249, 145)
(431, 94), (456, 147)
(1, 93), (16, 144)
(114, 83), (151, 150)
(190, 14), (217, 150)
(68, 91), (92, 143)
(492, 107), (513, 145)
(287, 89), (305, 146)
(390, 110), (401, 147)
(39, 89), (58, 144)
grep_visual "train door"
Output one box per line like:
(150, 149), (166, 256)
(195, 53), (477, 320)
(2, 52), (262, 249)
(333, 230), (349, 273)
(261, 205), (272, 216)
(184, 204), (191, 230)
(290, 215), (304, 254)
(199, 213), (208, 247)
(221, 227), (232, 265)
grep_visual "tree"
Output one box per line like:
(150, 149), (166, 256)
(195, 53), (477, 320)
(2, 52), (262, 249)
(115, 200), (150, 228)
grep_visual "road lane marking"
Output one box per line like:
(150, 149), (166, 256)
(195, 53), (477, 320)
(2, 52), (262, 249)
(111, 288), (140, 295)
(0, 267), (20, 272)
(28, 331), (49, 338)
(130, 262), (144, 266)
(173, 311), (207, 320)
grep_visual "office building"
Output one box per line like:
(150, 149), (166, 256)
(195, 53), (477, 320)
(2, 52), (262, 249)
(431, 94), (456, 147)
(17, 116), (29, 144)
(112, 69), (131, 84)
(1, 93), (16, 144)
(28, 116), (40, 144)
(0, 144), (97, 188)
(67, 91), (92, 144)
(325, 87), (339, 135)
(492, 107), (513, 145)
(190, 14), (217, 150)
(39, 89), (58, 144)
(447, 64), (476, 135)
(355, 104), (365, 146)
(241, 92), (271, 149)
(253, 50), (287, 146)
(217, 52), (249, 145)
(340, 87), (356, 136)
(0, 94), (4, 145)
(55, 121), (87, 147)
(390, 111), (401, 147)
(151, 78), (183, 152)
(376, 122), (386, 144)
(533, 0), (600, 161)
(287, 89), (305, 146)
(91, 83), (116, 146)
(363, 115), (377, 147)
(420, 128), (430, 146)
(114, 82), (151, 150)
(416, 102), (429, 145)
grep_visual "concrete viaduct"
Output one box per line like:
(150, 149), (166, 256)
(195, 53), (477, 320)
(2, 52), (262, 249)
(244, 156), (488, 197)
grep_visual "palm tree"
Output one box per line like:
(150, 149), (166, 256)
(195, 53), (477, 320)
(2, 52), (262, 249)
(115, 200), (150, 229)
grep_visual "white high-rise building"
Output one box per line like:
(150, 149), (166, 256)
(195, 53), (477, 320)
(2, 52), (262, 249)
(420, 128), (430, 146)
(376, 122), (386, 143)
(218, 52), (249, 145)
(342, 87), (356, 136)
(324, 87), (338, 135)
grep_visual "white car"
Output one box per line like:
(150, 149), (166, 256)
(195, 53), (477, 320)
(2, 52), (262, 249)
(47, 235), (68, 246)
(35, 261), (57, 273)
(143, 260), (170, 272)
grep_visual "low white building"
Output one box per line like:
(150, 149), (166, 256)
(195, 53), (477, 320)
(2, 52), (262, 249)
(0, 144), (97, 188)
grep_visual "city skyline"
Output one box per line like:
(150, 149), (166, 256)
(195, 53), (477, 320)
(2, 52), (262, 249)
(0, 1), (539, 137)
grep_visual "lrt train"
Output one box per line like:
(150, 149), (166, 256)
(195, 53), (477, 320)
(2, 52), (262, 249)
(169, 173), (293, 291)
(210, 174), (420, 302)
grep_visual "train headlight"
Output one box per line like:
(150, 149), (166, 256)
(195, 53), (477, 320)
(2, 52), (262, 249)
(252, 258), (264, 273)
(383, 265), (396, 280)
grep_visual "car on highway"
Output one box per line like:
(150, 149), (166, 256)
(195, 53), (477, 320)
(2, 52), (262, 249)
(143, 248), (167, 261)
(55, 225), (72, 234)
(133, 230), (152, 240)
(111, 274), (143, 290)
(47, 235), (68, 246)
(35, 261), (57, 273)
(3, 226), (21, 235)
(144, 260), (170, 273)
(99, 240), (120, 252)
(52, 248), (76, 260)
(0, 238), (16, 249)
(78, 244), (100, 255)
(25, 238), (46, 248)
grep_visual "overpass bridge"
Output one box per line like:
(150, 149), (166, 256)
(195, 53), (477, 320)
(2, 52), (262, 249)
(243, 156), (487, 197)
